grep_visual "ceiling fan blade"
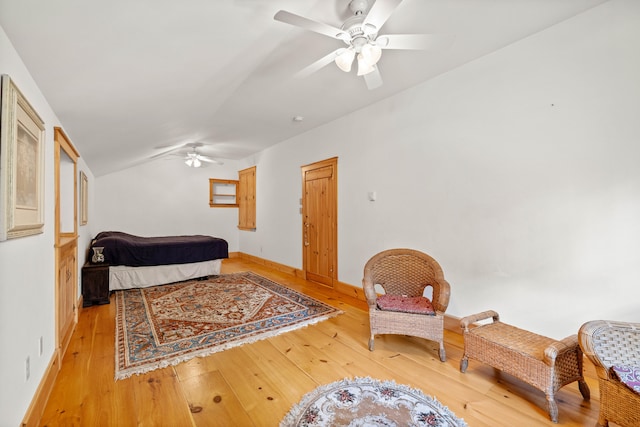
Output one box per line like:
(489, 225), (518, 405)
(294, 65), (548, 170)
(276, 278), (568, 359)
(149, 143), (188, 160)
(199, 155), (224, 165)
(378, 34), (454, 50)
(274, 10), (348, 40)
(150, 141), (218, 160)
(363, 66), (383, 90)
(294, 49), (343, 79)
(363, 0), (403, 33)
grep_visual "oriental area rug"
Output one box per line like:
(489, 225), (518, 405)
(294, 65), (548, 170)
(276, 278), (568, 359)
(280, 377), (468, 427)
(114, 271), (342, 380)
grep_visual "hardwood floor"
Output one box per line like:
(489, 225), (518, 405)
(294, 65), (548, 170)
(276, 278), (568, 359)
(41, 257), (601, 426)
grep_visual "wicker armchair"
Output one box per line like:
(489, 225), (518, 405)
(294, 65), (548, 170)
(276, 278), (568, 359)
(578, 320), (640, 427)
(363, 249), (451, 361)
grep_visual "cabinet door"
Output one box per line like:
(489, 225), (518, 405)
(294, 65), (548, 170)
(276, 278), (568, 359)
(58, 244), (76, 348)
(238, 166), (256, 230)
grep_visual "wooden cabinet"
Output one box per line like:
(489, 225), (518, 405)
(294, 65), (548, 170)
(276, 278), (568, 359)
(210, 166), (256, 230)
(54, 127), (80, 358)
(82, 263), (110, 307)
(57, 238), (77, 350)
(238, 166), (256, 230)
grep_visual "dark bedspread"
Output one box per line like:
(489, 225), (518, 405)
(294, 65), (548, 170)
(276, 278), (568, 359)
(90, 231), (228, 267)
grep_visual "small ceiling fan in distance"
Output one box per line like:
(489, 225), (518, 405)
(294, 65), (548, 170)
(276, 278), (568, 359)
(274, 0), (451, 90)
(151, 142), (224, 168)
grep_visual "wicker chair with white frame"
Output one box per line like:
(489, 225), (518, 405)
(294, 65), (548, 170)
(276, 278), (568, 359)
(579, 320), (640, 427)
(363, 248), (451, 362)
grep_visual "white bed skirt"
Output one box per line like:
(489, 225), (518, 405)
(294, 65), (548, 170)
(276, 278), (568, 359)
(109, 259), (222, 291)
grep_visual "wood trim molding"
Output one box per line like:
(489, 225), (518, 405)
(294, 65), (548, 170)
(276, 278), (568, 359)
(234, 253), (463, 334)
(444, 314), (463, 334)
(334, 279), (367, 301)
(53, 127), (79, 160)
(53, 127), (79, 243)
(235, 252), (304, 278)
(22, 294), (81, 425)
(21, 351), (60, 427)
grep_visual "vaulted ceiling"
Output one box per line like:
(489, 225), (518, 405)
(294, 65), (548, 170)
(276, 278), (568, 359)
(0, 0), (606, 176)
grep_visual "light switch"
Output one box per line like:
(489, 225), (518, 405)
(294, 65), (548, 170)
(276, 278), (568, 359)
(368, 191), (377, 201)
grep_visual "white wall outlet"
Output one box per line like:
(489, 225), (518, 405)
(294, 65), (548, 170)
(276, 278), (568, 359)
(25, 356), (30, 381)
(368, 191), (377, 201)
(39, 336), (44, 356)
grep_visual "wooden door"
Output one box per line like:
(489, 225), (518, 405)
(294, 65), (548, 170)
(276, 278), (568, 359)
(301, 157), (337, 287)
(238, 166), (256, 230)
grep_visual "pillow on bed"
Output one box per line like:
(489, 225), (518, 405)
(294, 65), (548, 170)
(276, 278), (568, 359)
(376, 294), (435, 315)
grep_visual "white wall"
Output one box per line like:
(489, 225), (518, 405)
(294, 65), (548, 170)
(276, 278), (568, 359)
(93, 158), (241, 251)
(0, 25), (95, 426)
(238, 0), (640, 339)
(93, 0), (639, 343)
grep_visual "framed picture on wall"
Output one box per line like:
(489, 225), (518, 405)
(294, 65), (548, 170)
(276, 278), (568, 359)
(80, 171), (88, 225)
(0, 74), (45, 241)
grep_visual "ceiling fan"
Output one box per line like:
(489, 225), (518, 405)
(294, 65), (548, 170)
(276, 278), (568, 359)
(151, 142), (224, 167)
(274, 0), (450, 90)
(183, 148), (223, 168)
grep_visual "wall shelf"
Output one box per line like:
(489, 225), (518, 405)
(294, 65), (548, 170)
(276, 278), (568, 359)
(209, 167), (256, 230)
(209, 179), (238, 207)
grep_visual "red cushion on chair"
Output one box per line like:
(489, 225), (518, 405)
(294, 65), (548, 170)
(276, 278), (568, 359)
(376, 294), (435, 315)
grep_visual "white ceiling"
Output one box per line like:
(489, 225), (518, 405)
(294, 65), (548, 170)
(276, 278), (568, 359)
(0, 0), (606, 176)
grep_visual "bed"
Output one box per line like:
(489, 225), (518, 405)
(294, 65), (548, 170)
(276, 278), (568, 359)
(89, 231), (228, 290)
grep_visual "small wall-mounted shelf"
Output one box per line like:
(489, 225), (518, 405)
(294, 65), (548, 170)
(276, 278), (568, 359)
(210, 167), (256, 230)
(209, 179), (238, 207)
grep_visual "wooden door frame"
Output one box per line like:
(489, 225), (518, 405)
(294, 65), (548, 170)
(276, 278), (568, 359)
(54, 128), (79, 242)
(301, 157), (338, 285)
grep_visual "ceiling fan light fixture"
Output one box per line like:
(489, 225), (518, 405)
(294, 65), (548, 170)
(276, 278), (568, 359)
(274, 0), (436, 90)
(356, 53), (375, 76)
(185, 156), (202, 168)
(334, 48), (355, 72)
(361, 43), (382, 66)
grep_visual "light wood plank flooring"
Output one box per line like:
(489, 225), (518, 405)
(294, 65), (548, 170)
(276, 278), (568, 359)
(41, 257), (601, 426)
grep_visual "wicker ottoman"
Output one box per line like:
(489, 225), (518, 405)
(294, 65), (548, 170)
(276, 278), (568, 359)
(460, 310), (590, 423)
